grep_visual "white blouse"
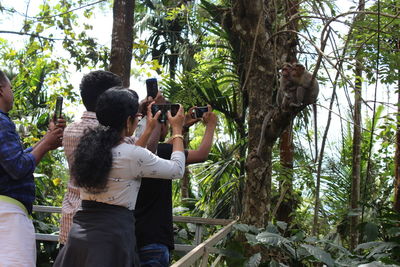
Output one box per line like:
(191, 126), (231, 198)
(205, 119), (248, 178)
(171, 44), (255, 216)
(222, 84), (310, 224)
(80, 143), (185, 210)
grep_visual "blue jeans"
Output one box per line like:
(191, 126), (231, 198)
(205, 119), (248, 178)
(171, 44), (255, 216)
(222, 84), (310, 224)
(139, 243), (170, 267)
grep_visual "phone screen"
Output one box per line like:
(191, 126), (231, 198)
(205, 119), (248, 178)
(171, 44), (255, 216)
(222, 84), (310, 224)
(146, 78), (158, 98)
(55, 96), (63, 119)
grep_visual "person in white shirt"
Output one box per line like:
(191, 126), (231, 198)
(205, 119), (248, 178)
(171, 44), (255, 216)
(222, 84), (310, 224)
(54, 87), (186, 267)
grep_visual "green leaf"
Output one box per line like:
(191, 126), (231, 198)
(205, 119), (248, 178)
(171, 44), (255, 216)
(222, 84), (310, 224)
(245, 233), (258, 245)
(367, 242), (399, 259)
(363, 222), (379, 242)
(234, 223), (250, 233)
(245, 253), (261, 267)
(276, 221), (287, 231)
(356, 241), (385, 251)
(265, 222), (279, 234)
(256, 232), (291, 247)
(301, 244), (335, 266)
(387, 227), (400, 237)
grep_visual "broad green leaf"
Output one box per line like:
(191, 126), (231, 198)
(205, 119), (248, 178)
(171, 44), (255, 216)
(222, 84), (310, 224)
(245, 233), (258, 245)
(356, 242), (385, 251)
(301, 244), (335, 266)
(245, 253), (261, 267)
(256, 232), (291, 246)
(234, 223), (250, 233)
(276, 221), (287, 231)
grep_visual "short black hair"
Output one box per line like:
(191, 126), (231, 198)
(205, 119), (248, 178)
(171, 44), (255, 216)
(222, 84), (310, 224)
(79, 70), (122, 112)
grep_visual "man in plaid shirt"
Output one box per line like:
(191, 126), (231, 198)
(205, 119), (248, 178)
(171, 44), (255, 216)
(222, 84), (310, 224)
(59, 70), (124, 245)
(0, 70), (65, 266)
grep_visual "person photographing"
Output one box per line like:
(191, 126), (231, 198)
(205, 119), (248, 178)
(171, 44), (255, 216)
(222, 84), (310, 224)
(54, 87), (186, 267)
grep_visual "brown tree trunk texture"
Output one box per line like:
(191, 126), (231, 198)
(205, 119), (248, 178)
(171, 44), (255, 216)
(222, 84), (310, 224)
(181, 168), (190, 199)
(109, 0), (135, 87)
(394, 69), (400, 212)
(350, 58), (362, 251)
(181, 130), (191, 199)
(229, 0), (273, 227)
(349, 0), (364, 251)
(275, 0), (299, 225)
(275, 126), (295, 223)
(226, 0), (304, 227)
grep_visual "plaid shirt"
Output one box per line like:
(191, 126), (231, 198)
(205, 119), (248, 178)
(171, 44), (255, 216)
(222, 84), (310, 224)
(0, 109), (36, 214)
(59, 111), (99, 244)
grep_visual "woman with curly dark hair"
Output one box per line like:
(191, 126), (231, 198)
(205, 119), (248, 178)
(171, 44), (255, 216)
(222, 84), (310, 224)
(54, 87), (186, 267)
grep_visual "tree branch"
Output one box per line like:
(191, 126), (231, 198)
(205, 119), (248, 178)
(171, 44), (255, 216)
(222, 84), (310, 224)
(0, 30), (63, 41)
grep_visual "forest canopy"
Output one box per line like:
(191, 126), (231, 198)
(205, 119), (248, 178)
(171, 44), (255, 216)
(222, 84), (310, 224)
(1, 0), (400, 266)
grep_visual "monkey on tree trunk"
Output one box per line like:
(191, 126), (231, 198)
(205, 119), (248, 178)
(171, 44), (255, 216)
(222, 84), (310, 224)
(276, 63), (297, 111)
(288, 63), (319, 108)
(257, 63), (319, 158)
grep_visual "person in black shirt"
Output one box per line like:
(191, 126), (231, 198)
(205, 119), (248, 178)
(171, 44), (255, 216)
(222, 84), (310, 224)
(135, 105), (217, 267)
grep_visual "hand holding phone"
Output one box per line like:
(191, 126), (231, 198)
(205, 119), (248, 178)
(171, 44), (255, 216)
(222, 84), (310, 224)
(191, 106), (208, 119)
(151, 103), (180, 123)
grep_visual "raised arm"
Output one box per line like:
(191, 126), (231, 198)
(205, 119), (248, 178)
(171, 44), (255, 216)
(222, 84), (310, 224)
(0, 118), (63, 180)
(187, 105), (217, 164)
(134, 102), (161, 150)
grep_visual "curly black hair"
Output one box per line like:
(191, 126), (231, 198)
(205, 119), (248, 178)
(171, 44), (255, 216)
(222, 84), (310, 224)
(79, 70), (122, 112)
(73, 87), (139, 191)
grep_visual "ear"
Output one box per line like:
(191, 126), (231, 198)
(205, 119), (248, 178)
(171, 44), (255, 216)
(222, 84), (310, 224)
(126, 116), (132, 126)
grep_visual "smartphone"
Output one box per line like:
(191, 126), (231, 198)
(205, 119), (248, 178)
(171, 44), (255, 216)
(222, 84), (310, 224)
(151, 103), (180, 123)
(191, 106), (208, 119)
(146, 78), (158, 98)
(55, 96), (63, 119)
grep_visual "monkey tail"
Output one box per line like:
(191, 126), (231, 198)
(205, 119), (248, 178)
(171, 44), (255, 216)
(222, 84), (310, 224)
(313, 103), (318, 163)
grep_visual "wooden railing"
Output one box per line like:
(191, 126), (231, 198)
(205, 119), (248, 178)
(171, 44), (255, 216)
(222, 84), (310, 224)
(33, 205), (237, 266)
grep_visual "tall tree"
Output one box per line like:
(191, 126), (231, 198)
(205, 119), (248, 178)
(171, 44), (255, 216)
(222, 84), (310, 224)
(276, 0), (300, 224)
(110, 0), (135, 87)
(350, 0), (365, 250)
(395, 69), (400, 212)
(350, 29), (363, 251)
(393, 8), (400, 213)
(210, 0), (307, 226)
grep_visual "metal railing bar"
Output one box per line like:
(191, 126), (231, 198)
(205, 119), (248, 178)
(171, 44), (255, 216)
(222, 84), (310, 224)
(170, 220), (237, 267)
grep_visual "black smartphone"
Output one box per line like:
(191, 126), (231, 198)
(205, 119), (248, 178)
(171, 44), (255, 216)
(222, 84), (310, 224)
(191, 106), (208, 119)
(151, 103), (179, 123)
(146, 78), (158, 98)
(55, 96), (63, 119)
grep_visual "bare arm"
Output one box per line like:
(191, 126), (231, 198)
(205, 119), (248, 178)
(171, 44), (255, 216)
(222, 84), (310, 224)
(187, 106), (217, 164)
(134, 102), (161, 150)
(167, 105), (185, 153)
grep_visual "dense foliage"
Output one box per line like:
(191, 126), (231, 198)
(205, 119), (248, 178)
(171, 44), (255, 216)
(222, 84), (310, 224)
(1, 0), (400, 266)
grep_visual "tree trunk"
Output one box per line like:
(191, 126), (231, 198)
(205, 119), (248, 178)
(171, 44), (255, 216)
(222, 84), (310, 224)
(394, 69), (400, 212)
(350, 58), (362, 250)
(109, 0), (135, 87)
(349, 0), (364, 251)
(221, 0), (303, 227)
(275, 127), (295, 223)
(205, 0), (303, 227)
(276, 0), (299, 224)
(181, 169), (190, 199)
(228, 0), (274, 227)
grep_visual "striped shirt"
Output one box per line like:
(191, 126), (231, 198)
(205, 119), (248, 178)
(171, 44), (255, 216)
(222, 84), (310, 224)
(59, 111), (98, 244)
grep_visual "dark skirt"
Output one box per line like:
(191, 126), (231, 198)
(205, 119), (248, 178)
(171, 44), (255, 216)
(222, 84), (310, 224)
(54, 200), (140, 267)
